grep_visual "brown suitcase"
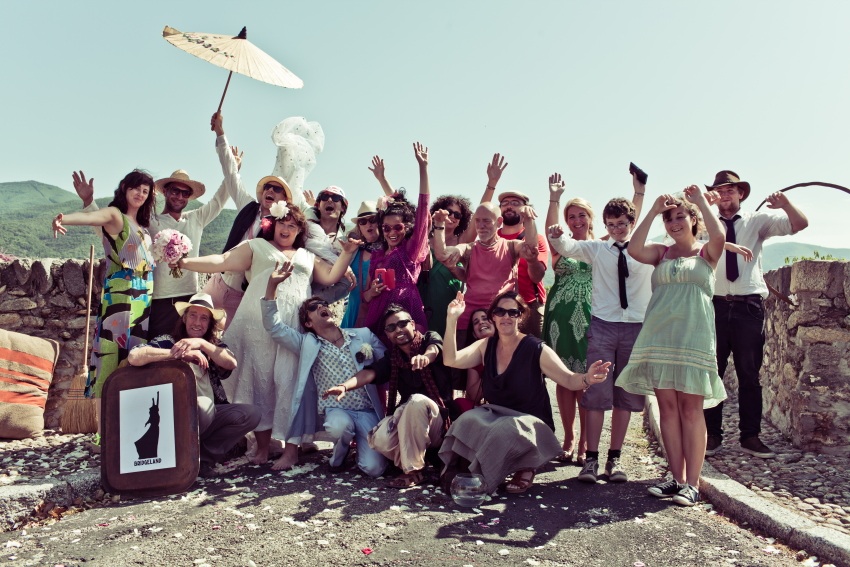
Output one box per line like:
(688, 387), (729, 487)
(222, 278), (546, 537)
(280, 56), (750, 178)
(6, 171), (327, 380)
(100, 360), (200, 497)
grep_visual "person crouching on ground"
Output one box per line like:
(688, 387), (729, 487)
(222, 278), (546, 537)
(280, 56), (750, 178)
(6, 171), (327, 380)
(261, 263), (388, 477)
(127, 293), (260, 478)
(440, 291), (611, 494)
(323, 304), (454, 489)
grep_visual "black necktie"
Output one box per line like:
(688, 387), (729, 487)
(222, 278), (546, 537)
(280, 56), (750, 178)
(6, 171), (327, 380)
(614, 242), (629, 309)
(721, 215), (741, 282)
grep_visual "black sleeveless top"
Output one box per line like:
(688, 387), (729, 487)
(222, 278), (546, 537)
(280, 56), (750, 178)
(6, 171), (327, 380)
(483, 335), (555, 431)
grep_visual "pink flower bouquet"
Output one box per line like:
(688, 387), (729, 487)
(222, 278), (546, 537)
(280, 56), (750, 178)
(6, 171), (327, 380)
(151, 229), (193, 278)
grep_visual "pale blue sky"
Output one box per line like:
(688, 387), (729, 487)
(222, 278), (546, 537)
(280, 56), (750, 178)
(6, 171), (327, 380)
(3, 1), (847, 247)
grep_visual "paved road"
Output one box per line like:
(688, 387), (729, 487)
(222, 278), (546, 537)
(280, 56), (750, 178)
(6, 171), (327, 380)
(0, 386), (808, 566)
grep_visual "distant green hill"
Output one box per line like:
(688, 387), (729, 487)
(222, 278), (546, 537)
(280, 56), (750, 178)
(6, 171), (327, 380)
(0, 181), (236, 259)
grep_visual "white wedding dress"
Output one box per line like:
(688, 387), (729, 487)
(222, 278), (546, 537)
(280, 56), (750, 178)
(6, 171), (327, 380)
(223, 239), (314, 441)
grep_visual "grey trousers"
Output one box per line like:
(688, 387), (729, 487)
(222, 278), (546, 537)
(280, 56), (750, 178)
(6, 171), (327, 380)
(198, 400), (262, 465)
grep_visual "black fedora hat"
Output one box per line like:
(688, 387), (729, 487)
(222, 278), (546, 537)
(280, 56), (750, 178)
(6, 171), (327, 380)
(706, 170), (750, 201)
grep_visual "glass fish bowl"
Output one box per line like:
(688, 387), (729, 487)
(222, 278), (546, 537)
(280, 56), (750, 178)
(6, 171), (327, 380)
(450, 473), (487, 507)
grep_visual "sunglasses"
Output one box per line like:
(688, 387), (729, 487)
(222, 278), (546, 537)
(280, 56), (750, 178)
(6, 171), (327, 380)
(500, 200), (524, 208)
(357, 216), (377, 226)
(446, 210), (463, 220)
(492, 307), (521, 319)
(263, 183), (288, 195)
(384, 318), (412, 333)
(382, 223), (406, 234)
(318, 193), (345, 203)
(306, 300), (329, 312)
(167, 186), (193, 199)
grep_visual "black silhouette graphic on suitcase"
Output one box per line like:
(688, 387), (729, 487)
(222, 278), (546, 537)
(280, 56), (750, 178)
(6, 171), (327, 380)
(134, 391), (160, 459)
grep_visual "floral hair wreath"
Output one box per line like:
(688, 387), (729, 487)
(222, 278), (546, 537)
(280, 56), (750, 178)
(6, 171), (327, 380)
(270, 201), (291, 219)
(376, 195), (396, 212)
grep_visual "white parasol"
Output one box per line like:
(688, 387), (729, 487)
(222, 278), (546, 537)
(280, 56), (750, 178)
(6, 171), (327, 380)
(162, 25), (303, 112)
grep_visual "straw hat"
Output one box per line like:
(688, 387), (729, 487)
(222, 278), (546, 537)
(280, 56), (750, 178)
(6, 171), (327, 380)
(155, 170), (206, 199)
(174, 293), (226, 322)
(706, 170), (751, 201)
(256, 175), (293, 203)
(347, 200), (378, 233)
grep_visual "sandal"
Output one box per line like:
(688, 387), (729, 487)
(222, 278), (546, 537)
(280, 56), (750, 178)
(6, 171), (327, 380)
(505, 469), (536, 494)
(555, 450), (574, 463)
(387, 469), (425, 489)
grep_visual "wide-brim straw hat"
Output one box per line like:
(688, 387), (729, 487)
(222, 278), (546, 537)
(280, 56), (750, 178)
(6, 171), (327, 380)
(706, 170), (751, 201)
(256, 175), (293, 203)
(174, 293), (226, 322)
(155, 170), (206, 200)
(496, 190), (530, 205)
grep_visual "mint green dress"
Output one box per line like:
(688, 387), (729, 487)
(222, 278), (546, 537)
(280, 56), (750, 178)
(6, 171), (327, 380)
(542, 256), (592, 373)
(617, 253), (727, 408)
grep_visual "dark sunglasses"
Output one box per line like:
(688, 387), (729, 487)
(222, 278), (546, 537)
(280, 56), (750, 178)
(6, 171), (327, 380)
(318, 193), (345, 203)
(382, 223), (406, 233)
(263, 183), (287, 194)
(357, 216), (377, 226)
(492, 307), (521, 319)
(384, 318), (412, 333)
(446, 210), (463, 220)
(167, 186), (193, 199)
(306, 300), (329, 312)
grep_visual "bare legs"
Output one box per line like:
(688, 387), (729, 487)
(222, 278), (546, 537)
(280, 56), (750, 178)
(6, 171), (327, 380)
(555, 385), (586, 459)
(271, 442), (299, 471)
(585, 407), (631, 453)
(655, 389), (706, 487)
(252, 430), (300, 470)
(252, 429), (272, 465)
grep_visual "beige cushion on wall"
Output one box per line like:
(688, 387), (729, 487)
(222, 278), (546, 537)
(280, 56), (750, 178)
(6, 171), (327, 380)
(0, 329), (60, 439)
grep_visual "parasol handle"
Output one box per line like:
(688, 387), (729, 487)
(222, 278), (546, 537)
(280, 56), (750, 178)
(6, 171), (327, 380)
(82, 245), (95, 369)
(216, 71), (234, 114)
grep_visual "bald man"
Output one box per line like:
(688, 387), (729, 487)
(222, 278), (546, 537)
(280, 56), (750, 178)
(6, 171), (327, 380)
(432, 202), (538, 340)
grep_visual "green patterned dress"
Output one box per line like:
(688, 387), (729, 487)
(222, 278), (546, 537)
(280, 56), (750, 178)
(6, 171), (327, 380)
(86, 214), (154, 398)
(542, 256), (593, 372)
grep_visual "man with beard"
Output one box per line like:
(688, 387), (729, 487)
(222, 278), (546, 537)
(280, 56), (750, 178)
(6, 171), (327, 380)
(475, 154), (548, 337)
(74, 163), (233, 338)
(704, 170), (808, 459)
(128, 293), (261, 478)
(323, 304), (454, 488)
(432, 202), (539, 344)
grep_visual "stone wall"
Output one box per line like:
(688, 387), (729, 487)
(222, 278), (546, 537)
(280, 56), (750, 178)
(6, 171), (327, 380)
(762, 260), (850, 455)
(0, 258), (105, 430)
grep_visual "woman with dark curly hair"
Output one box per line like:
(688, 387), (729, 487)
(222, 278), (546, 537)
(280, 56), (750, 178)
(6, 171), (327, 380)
(362, 143), (431, 337)
(53, 169), (157, 404)
(177, 203), (357, 470)
(417, 195), (473, 336)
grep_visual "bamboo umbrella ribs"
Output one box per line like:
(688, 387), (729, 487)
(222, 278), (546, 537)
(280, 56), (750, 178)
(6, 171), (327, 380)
(162, 25), (303, 112)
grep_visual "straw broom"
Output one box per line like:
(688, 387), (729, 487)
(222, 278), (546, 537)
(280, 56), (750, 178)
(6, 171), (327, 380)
(60, 245), (98, 434)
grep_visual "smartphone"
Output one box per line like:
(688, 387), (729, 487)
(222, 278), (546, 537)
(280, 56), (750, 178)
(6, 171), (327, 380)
(629, 162), (649, 185)
(375, 268), (396, 290)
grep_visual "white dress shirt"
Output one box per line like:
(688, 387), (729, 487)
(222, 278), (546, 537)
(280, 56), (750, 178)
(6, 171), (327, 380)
(550, 235), (654, 323)
(715, 210), (793, 298)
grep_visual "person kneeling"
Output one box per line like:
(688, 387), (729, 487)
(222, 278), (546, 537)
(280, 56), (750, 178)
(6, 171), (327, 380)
(128, 293), (261, 478)
(324, 304), (454, 489)
(261, 262), (388, 477)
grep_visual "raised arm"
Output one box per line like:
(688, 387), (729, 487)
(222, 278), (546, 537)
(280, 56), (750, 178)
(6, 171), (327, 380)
(442, 292), (486, 369)
(546, 173), (566, 264)
(178, 240), (253, 274)
(405, 142), (432, 263)
(684, 185), (725, 267)
(431, 209), (467, 263)
(508, 205), (540, 260)
(212, 112), (254, 210)
(368, 155), (395, 196)
(631, 169), (647, 221)
(626, 194), (674, 266)
(539, 345), (611, 391)
(766, 192), (809, 233)
(312, 238), (359, 286)
(479, 152), (507, 204)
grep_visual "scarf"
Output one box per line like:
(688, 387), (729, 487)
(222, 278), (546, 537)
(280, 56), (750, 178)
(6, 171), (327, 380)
(387, 332), (449, 432)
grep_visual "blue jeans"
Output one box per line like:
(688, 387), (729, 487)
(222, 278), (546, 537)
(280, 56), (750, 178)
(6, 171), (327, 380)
(324, 408), (387, 477)
(706, 298), (766, 440)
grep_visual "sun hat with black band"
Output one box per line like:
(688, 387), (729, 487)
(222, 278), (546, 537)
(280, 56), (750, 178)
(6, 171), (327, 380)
(706, 170), (751, 201)
(154, 170), (206, 199)
(174, 292), (226, 321)
(256, 175), (293, 203)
